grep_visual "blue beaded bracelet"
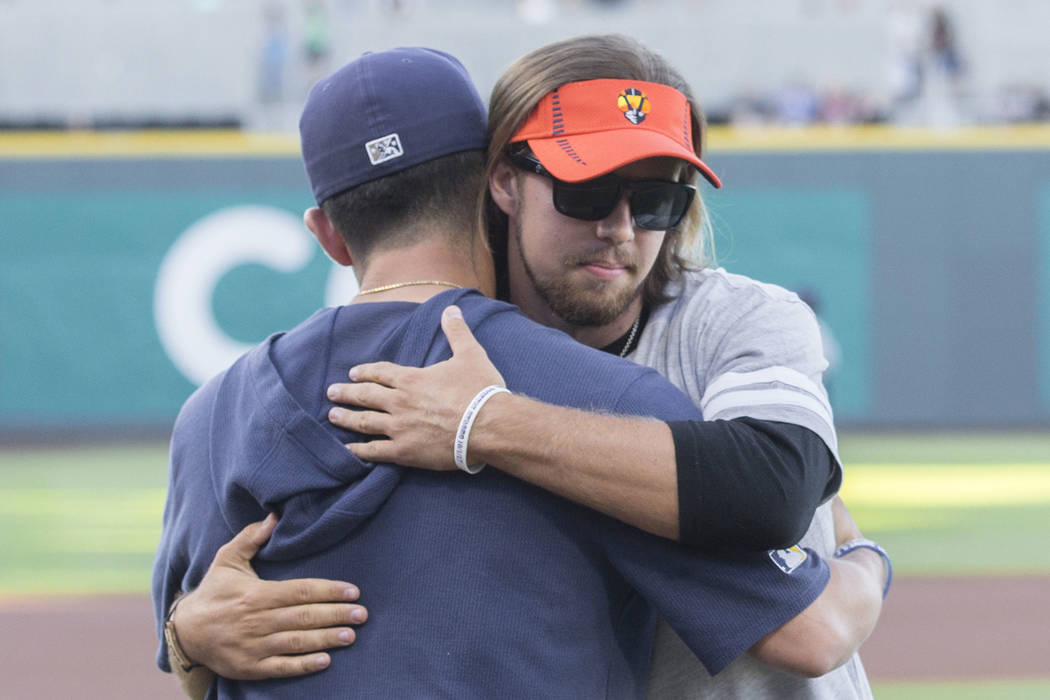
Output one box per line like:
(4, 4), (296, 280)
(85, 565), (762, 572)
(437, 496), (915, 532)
(834, 537), (893, 599)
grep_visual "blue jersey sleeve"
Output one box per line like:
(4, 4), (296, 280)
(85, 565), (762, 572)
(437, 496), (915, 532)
(600, 518), (829, 675)
(611, 368), (703, 422)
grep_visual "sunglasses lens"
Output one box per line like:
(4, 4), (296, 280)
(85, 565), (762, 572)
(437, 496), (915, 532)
(630, 182), (695, 230)
(552, 180), (622, 221)
(539, 163), (696, 230)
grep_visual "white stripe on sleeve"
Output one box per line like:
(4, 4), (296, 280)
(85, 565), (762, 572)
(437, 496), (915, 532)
(701, 367), (827, 406)
(702, 388), (835, 429)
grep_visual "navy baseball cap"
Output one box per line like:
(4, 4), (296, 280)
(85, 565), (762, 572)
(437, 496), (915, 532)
(300, 47), (488, 204)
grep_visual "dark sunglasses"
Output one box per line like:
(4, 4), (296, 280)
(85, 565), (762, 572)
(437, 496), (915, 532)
(507, 152), (696, 231)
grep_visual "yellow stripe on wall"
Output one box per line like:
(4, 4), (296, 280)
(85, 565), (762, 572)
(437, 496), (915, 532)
(706, 124), (1050, 152)
(0, 130), (299, 158)
(2, 124), (1050, 158)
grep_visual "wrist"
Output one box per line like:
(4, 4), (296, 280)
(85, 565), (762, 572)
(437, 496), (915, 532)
(453, 385), (511, 473)
(463, 390), (515, 465)
(165, 593), (203, 672)
(834, 537), (892, 598)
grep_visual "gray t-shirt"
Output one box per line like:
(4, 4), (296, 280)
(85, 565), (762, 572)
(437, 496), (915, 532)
(631, 268), (872, 700)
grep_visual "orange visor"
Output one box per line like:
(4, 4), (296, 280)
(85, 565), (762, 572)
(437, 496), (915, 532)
(511, 78), (721, 188)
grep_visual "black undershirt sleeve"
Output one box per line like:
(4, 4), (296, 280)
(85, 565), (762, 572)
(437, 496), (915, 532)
(669, 417), (841, 552)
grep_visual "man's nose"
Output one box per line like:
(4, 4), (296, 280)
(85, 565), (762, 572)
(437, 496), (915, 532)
(595, 195), (634, 245)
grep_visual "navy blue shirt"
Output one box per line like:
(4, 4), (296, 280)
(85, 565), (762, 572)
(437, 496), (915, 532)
(153, 289), (828, 698)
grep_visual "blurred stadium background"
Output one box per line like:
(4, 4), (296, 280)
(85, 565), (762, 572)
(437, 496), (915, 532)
(1, 0), (1049, 697)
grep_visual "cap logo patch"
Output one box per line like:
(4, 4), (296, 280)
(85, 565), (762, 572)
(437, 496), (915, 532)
(617, 88), (650, 125)
(365, 133), (403, 165)
(769, 545), (808, 574)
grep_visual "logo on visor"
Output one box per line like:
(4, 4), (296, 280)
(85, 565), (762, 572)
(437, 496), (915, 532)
(617, 88), (650, 125)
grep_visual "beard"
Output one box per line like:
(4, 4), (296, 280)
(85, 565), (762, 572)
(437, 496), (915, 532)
(512, 216), (642, 327)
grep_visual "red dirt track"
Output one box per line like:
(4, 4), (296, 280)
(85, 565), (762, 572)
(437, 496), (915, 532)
(2, 575), (1048, 697)
(859, 574), (1050, 680)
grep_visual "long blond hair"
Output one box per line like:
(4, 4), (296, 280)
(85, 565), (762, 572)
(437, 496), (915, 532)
(481, 34), (715, 304)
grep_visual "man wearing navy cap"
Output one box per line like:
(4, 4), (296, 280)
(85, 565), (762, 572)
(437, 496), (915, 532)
(153, 47), (888, 698)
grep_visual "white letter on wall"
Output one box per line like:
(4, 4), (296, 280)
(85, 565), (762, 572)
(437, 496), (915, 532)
(155, 206), (313, 385)
(155, 205), (359, 386)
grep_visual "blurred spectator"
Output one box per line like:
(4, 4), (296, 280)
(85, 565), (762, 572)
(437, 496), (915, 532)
(921, 5), (967, 126)
(302, 0), (332, 86)
(727, 90), (772, 127)
(996, 84), (1050, 124)
(258, 4), (290, 106)
(773, 80), (821, 125)
(819, 83), (874, 125)
(887, 1), (925, 118)
(884, 3), (971, 126)
(930, 6), (962, 86)
(4, 0), (1048, 131)
(724, 84), (879, 128)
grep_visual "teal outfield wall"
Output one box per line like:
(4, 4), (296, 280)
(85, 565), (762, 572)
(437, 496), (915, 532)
(709, 147), (1050, 428)
(1, 143), (1048, 434)
(1042, 185), (1050, 415)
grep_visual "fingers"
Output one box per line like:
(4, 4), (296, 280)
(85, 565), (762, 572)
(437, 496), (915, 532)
(327, 381), (396, 412)
(328, 407), (391, 437)
(259, 627), (359, 658)
(258, 577), (362, 608)
(250, 512), (279, 547)
(214, 515), (277, 568)
(346, 439), (397, 463)
(236, 606), (370, 680)
(254, 601), (368, 637)
(250, 652), (334, 680)
(442, 305), (505, 386)
(440, 305), (479, 357)
(347, 360), (413, 386)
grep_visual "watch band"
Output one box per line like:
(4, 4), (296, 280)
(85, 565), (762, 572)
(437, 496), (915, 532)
(164, 595), (202, 673)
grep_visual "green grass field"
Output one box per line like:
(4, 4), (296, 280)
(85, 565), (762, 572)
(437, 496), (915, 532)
(0, 446), (169, 594)
(873, 680), (1050, 700)
(838, 433), (1050, 576)
(2, 432), (1049, 696)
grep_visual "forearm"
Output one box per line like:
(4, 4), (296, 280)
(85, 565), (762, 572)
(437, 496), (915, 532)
(470, 393), (680, 541)
(472, 403), (836, 549)
(750, 548), (885, 676)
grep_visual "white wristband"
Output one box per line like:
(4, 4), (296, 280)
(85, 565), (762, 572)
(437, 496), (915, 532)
(454, 385), (510, 474)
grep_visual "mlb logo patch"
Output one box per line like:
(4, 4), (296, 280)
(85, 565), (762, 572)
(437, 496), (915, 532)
(365, 133), (404, 165)
(769, 545), (808, 574)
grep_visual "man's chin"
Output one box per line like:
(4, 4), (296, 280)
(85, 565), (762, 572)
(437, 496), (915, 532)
(547, 286), (638, 328)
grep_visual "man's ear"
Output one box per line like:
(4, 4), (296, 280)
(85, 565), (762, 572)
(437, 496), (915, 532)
(489, 157), (520, 217)
(304, 207), (353, 267)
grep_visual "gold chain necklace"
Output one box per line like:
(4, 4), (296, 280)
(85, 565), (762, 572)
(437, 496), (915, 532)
(619, 312), (641, 358)
(356, 280), (462, 296)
